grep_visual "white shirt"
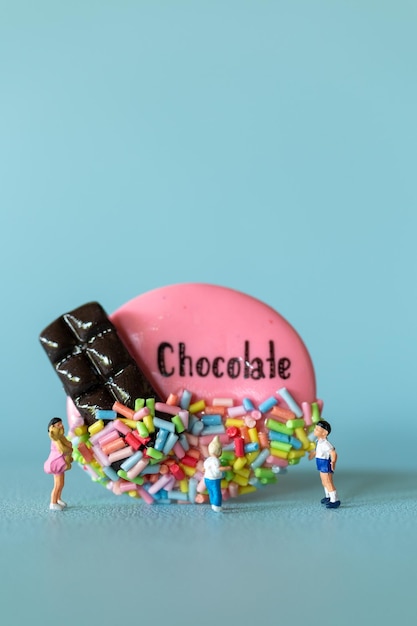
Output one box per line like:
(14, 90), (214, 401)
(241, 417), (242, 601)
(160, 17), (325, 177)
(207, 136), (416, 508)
(315, 438), (334, 460)
(204, 456), (222, 480)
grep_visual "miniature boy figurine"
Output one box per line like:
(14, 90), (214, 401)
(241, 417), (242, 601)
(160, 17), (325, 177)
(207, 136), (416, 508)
(308, 419), (341, 509)
(203, 436), (231, 512)
(44, 417), (73, 511)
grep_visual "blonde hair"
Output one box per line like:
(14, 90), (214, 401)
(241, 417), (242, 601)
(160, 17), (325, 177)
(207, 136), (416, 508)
(49, 421), (73, 457)
(208, 435), (222, 457)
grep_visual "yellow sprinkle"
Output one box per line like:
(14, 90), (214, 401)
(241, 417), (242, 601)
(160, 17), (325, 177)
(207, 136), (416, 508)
(180, 464), (196, 477)
(179, 479), (188, 493)
(231, 473), (249, 486)
(143, 414), (155, 433)
(88, 420), (104, 435)
(248, 427), (259, 444)
(239, 485), (257, 495)
(245, 451), (260, 464)
(74, 425), (88, 436)
(233, 457), (247, 471)
(288, 449), (305, 460)
(234, 467), (250, 479)
(189, 400), (206, 413)
(269, 448), (289, 459)
(225, 418), (245, 428)
(295, 427), (310, 449)
(119, 418), (137, 429)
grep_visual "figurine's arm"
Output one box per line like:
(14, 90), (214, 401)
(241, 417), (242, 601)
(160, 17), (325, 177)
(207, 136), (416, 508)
(54, 436), (73, 456)
(330, 448), (337, 472)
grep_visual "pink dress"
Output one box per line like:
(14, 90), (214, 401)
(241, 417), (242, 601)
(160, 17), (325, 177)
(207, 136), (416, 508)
(44, 440), (67, 475)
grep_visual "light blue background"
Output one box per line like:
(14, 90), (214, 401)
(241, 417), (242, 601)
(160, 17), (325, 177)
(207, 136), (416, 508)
(1, 1), (416, 625)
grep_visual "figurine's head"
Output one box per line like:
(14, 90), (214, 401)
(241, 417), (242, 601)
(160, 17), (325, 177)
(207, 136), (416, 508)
(314, 420), (331, 439)
(208, 435), (222, 457)
(47, 417), (64, 439)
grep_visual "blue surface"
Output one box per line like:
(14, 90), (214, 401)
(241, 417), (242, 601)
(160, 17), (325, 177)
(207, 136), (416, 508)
(1, 2), (417, 624)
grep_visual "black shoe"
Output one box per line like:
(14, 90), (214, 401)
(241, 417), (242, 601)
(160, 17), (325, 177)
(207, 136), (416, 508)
(326, 500), (341, 509)
(321, 497), (330, 504)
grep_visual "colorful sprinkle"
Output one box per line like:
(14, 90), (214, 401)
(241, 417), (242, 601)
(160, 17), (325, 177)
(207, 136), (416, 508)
(70, 388), (321, 505)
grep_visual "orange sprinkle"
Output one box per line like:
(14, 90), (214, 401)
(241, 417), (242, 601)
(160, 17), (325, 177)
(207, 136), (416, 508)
(270, 406), (295, 421)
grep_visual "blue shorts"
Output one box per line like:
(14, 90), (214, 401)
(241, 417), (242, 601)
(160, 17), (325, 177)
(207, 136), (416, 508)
(316, 458), (332, 473)
(205, 477), (222, 507)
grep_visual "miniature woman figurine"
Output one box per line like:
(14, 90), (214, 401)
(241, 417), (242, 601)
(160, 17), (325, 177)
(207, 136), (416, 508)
(203, 436), (231, 512)
(308, 419), (341, 508)
(44, 417), (73, 511)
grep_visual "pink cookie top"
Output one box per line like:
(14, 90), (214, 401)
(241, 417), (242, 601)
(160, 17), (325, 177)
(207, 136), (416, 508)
(110, 283), (317, 408)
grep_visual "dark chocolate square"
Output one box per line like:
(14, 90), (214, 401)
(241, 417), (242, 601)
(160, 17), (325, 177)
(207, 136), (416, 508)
(107, 364), (158, 408)
(75, 386), (117, 425)
(64, 302), (113, 342)
(56, 352), (100, 396)
(39, 316), (78, 364)
(86, 329), (131, 377)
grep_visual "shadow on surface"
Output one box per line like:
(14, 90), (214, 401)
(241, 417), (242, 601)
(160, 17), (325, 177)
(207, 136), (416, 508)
(240, 466), (417, 509)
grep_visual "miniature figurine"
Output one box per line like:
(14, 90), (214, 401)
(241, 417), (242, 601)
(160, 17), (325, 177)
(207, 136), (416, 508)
(203, 436), (231, 512)
(44, 417), (73, 511)
(308, 419), (341, 509)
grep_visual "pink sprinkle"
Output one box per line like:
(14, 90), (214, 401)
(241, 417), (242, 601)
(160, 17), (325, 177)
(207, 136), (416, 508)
(112, 480), (122, 495)
(198, 433), (230, 446)
(163, 475), (176, 491)
(199, 445), (209, 458)
(155, 402), (182, 415)
(179, 410), (189, 429)
(265, 455), (289, 468)
(114, 419), (131, 435)
(90, 421), (116, 445)
(137, 485), (154, 504)
(127, 458), (149, 479)
(302, 401), (312, 426)
(92, 444), (111, 467)
(173, 441), (186, 459)
(148, 474), (173, 495)
(96, 429), (120, 447)
(185, 433), (199, 447)
(221, 488), (230, 501)
(227, 405), (247, 417)
(108, 446), (134, 463)
(119, 481), (138, 493)
(212, 398), (234, 407)
(133, 407), (150, 420)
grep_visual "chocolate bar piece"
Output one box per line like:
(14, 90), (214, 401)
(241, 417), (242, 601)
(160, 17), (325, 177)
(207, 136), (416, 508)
(39, 302), (161, 426)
